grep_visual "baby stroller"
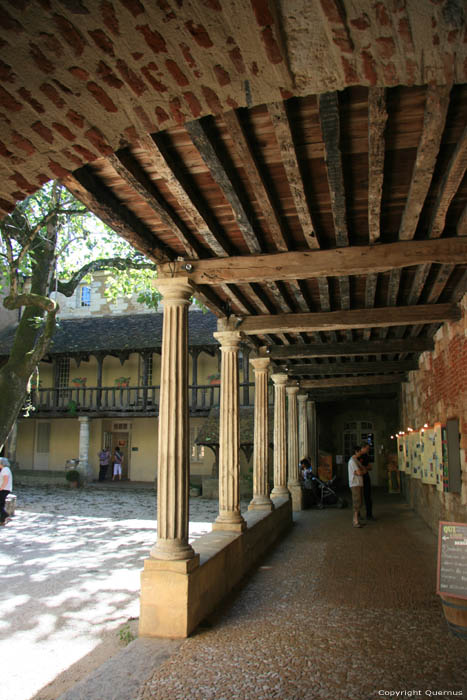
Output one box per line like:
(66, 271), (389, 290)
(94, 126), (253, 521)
(309, 474), (347, 509)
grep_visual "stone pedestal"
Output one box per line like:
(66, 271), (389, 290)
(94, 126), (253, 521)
(271, 373), (289, 499)
(287, 385), (303, 512)
(249, 357), (274, 511)
(212, 328), (246, 532)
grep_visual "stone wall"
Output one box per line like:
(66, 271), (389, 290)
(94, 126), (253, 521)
(400, 294), (467, 532)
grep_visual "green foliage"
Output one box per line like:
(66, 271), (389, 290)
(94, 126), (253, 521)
(118, 624), (135, 645)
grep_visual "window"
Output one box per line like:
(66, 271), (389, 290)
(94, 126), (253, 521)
(56, 358), (70, 389)
(139, 354), (153, 386)
(80, 286), (91, 307)
(343, 421), (375, 463)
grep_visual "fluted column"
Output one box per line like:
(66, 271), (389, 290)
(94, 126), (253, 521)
(307, 399), (318, 472)
(78, 416), (92, 482)
(150, 278), (197, 562)
(287, 385), (303, 511)
(271, 373), (289, 499)
(297, 393), (309, 462)
(212, 328), (246, 532)
(249, 357), (274, 511)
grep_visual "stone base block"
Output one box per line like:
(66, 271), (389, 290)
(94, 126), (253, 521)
(139, 497), (292, 638)
(288, 484), (303, 512)
(212, 519), (247, 532)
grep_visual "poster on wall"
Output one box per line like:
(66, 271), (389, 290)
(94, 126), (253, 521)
(433, 422), (449, 492)
(420, 426), (437, 485)
(409, 432), (421, 478)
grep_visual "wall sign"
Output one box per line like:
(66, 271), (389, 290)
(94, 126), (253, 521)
(437, 521), (467, 600)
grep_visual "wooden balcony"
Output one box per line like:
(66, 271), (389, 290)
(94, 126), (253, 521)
(27, 383), (255, 418)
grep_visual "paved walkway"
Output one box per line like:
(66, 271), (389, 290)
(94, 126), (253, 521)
(2, 485), (466, 700)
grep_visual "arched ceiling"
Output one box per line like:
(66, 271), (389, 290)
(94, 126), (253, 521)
(0, 0), (466, 401)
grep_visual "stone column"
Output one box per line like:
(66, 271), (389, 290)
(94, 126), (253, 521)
(212, 327), (246, 532)
(248, 357), (274, 511)
(271, 373), (289, 499)
(307, 399), (318, 472)
(297, 393), (309, 461)
(150, 278), (198, 563)
(287, 384), (302, 511)
(78, 416), (92, 481)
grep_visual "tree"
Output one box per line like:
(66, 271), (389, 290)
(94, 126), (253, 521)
(0, 181), (158, 450)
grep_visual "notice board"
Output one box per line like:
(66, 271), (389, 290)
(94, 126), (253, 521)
(437, 521), (467, 599)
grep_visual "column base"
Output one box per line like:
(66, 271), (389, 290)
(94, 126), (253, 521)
(212, 514), (247, 532)
(288, 483), (303, 512)
(150, 539), (197, 562)
(248, 495), (275, 511)
(271, 486), (290, 499)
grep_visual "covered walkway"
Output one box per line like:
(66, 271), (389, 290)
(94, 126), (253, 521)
(65, 491), (466, 700)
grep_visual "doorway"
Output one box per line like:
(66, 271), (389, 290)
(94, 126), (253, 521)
(34, 421), (51, 469)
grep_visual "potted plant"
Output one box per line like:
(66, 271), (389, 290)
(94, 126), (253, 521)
(115, 376), (130, 388)
(71, 377), (87, 388)
(207, 373), (220, 385)
(65, 469), (81, 488)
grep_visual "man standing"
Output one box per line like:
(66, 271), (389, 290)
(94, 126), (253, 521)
(0, 457), (13, 526)
(359, 443), (375, 521)
(348, 446), (365, 528)
(98, 447), (111, 482)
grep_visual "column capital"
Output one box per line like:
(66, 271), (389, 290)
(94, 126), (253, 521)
(213, 330), (242, 349)
(271, 372), (288, 386)
(297, 392), (308, 403)
(153, 276), (194, 303)
(286, 384), (300, 396)
(78, 416), (90, 423)
(250, 357), (271, 373)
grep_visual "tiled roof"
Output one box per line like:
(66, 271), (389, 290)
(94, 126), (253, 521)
(0, 311), (218, 357)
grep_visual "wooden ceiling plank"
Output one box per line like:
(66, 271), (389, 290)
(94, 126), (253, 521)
(109, 152), (204, 260)
(318, 92), (349, 248)
(62, 172), (173, 264)
(287, 359), (418, 375)
(368, 88), (387, 244)
(179, 238), (467, 285)
(428, 124), (467, 239)
(301, 374), (406, 388)
(268, 337), (434, 358)
(399, 85), (451, 241)
(220, 284), (258, 316)
(268, 100), (319, 249)
(239, 303), (460, 335)
(223, 109), (289, 252)
(186, 118), (262, 255)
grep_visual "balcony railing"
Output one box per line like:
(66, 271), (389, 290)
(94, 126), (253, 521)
(28, 382), (256, 415)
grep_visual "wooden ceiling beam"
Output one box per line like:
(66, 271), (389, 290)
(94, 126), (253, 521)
(300, 374), (406, 388)
(191, 284), (227, 317)
(238, 303), (460, 335)
(428, 123), (467, 239)
(222, 109), (289, 252)
(399, 85), (451, 241)
(176, 238), (467, 285)
(368, 88), (387, 244)
(304, 385), (400, 401)
(268, 100), (319, 249)
(62, 171), (174, 264)
(268, 337), (434, 358)
(286, 360), (418, 376)
(186, 118), (262, 255)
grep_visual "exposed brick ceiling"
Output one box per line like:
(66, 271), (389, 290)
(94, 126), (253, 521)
(0, 0), (466, 399)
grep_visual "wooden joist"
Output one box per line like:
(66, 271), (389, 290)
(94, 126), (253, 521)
(368, 88), (387, 244)
(267, 337), (434, 358)
(285, 360), (418, 376)
(428, 124), (467, 239)
(174, 238), (467, 285)
(238, 304), (460, 335)
(300, 374), (406, 388)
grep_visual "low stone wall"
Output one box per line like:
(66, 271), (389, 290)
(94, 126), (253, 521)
(139, 496), (292, 638)
(12, 469), (68, 487)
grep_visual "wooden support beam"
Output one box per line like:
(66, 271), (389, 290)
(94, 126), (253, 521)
(268, 101), (319, 249)
(368, 88), (387, 244)
(186, 118), (262, 254)
(286, 360), (418, 375)
(428, 123), (467, 239)
(305, 385), (400, 401)
(223, 109), (288, 252)
(268, 337), (434, 358)
(300, 374), (406, 388)
(238, 304), (460, 335)
(318, 92), (349, 248)
(176, 238), (467, 285)
(399, 85), (451, 241)
(62, 171), (174, 264)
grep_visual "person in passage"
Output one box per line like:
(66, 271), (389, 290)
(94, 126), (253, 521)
(348, 446), (365, 528)
(0, 457), (13, 526)
(98, 447), (111, 482)
(359, 442), (375, 521)
(112, 446), (123, 481)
